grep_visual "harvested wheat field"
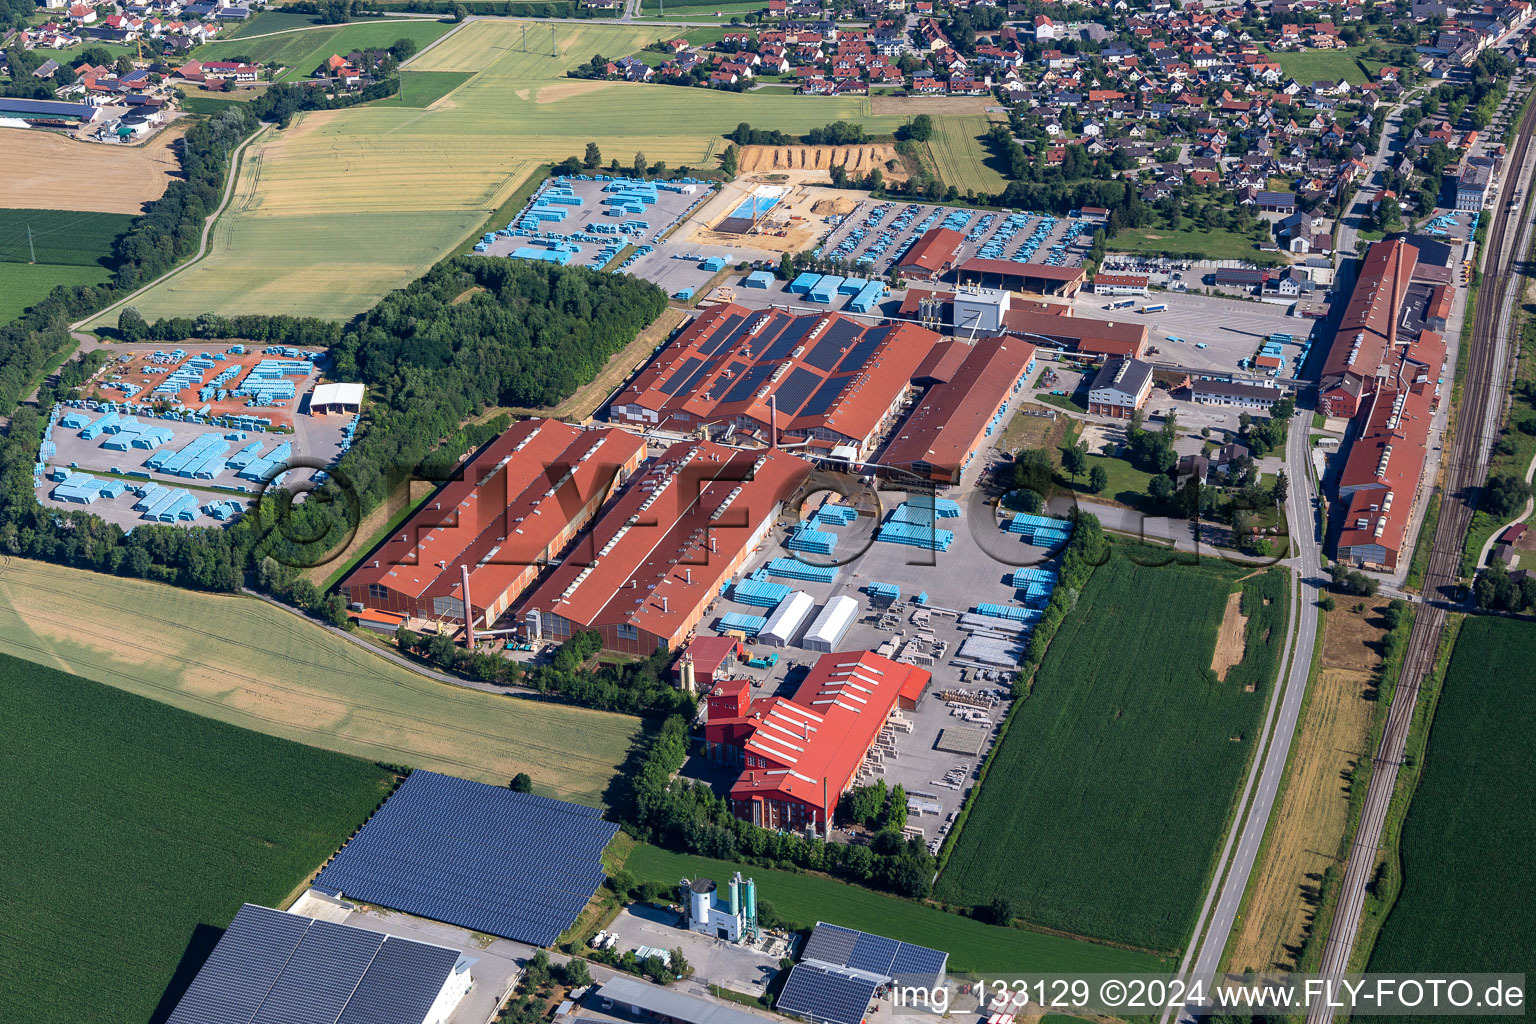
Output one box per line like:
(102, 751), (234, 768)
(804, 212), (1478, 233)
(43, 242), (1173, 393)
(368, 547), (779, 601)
(2, 128), (186, 214)
(738, 143), (905, 178)
(1226, 599), (1393, 973)
(0, 556), (641, 807)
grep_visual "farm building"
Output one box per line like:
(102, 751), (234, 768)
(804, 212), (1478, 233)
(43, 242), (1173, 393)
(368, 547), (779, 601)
(164, 903), (474, 1024)
(342, 419), (645, 628)
(673, 635), (745, 691)
(518, 441), (812, 655)
(953, 257), (1087, 297)
(881, 336), (1037, 485)
(894, 227), (963, 282)
(0, 96), (99, 123)
(702, 650), (931, 833)
(312, 770), (618, 947)
(609, 305), (940, 457)
(309, 381), (364, 413)
(1088, 356), (1155, 418)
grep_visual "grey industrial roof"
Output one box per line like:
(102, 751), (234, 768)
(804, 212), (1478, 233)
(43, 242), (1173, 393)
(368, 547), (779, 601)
(1089, 356), (1153, 398)
(165, 903), (466, 1024)
(596, 977), (768, 1024)
(0, 96), (97, 117)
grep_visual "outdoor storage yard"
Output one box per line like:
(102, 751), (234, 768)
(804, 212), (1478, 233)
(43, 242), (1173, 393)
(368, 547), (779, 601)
(36, 345), (356, 526)
(104, 19), (905, 325)
(817, 201), (1099, 279)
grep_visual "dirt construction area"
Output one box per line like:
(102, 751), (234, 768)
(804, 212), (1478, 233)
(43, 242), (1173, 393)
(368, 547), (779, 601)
(737, 144), (908, 180)
(1, 128), (187, 214)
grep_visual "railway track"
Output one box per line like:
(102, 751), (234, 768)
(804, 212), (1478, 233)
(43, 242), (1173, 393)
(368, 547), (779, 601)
(1305, 83), (1536, 1020)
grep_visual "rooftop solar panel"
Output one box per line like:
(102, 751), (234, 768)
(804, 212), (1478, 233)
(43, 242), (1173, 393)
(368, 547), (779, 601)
(335, 935), (463, 1024)
(774, 366), (824, 416)
(802, 922), (861, 966)
(804, 319), (863, 371)
(778, 963), (878, 1024)
(677, 358), (718, 399)
(839, 337), (882, 374)
(891, 944), (949, 983)
(660, 357), (704, 395)
(847, 932), (901, 977)
(799, 376), (851, 419)
(166, 905), (310, 1024)
(312, 771), (617, 947)
(722, 363), (776, 405)
(763, 315), (819, 360)
(698, 313), (748, 356)
(251, 919), (383, 1024)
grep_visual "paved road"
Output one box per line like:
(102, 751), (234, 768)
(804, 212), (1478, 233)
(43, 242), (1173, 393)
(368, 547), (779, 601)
(1305, 78), (1536, 1023)
(1334, 86), (1432, 258)
(1165, 402), (1324, 1023)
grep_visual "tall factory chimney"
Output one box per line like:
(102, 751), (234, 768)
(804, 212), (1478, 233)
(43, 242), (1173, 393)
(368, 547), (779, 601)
(459, 564), (476, 650)
(769, 394), (779, 449)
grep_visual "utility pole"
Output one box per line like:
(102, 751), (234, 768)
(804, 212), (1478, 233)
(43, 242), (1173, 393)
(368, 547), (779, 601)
(27, 225), (36, 265)
(521, 23), (526, 51)
(550, 24), (557, 57)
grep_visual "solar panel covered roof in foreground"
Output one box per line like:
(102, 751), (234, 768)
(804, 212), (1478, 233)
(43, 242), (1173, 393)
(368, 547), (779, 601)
(778, 963), (879, 1024)
(313, 770), (618, 946)
(802, 921), (949, 986)
(166, 903), (465, 1024)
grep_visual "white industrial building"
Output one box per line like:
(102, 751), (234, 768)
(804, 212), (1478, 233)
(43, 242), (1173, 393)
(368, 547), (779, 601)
(951, 286), (1010, 335)
(760, 590), (814, 647)
(681, 872), (758, 942)
(310, 381), (365, 414)
(803, 595), (858, 652)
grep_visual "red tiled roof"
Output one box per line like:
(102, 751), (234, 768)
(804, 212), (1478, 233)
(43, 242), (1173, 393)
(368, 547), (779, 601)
(955, 257), (1088, 288)
(896, 227), (964, 273)
(881, 336), (1036, 478)
(727, 651), (932, 814)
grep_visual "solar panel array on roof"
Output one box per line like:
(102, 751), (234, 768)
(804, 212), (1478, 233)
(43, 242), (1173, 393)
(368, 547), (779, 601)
(700, 313), (749, 356)
(166, 904), (463, 1024)
(805, 318), (863, 371)
(660, 357), (705, 395)
(840, 336), (882, 373)
(312, 771), (617, 947)
(802, 922), (949, 986)
(778, 963), (879, 1024)
(723, 363), (776, 404)
(800, 376), (851, 419)
(776, 366), (823, 415)
(764, 315), (819, 361)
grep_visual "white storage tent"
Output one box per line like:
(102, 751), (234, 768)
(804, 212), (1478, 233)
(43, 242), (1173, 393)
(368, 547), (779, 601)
(759, 590), (814, 647)
(803, 595), (858, 652)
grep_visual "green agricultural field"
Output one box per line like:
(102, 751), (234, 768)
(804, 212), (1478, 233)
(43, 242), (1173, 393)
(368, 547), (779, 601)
(624, 844), (1172, 973)
(0, 208), (131, 323)
(1365, 617), (1536, 1015)
(374, 69), (474, 106)
(927, 114), (1007, 194)
(0, 651), (392, 1024)
(0, 557), (641, 807)
(1270, 47), (1370, 86)
(936, 553), (1288, 952)
(191, 19), (454, 81)
(105, 19), (904, 325)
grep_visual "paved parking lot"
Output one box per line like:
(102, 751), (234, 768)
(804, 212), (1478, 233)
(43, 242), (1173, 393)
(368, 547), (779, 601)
(818, 201), (1097, 277)
(1071, 289), (1317, 377)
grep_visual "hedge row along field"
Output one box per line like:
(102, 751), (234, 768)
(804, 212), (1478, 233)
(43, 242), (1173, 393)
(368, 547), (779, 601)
(1365, 616), (1535, 1019)
(936, 550), (1288, 952)
(0, 651), (393, 1024)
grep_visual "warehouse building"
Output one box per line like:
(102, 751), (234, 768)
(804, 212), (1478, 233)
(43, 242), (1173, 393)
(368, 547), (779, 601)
(165, 903), (474, 1024)
(1090, 272), (1150, 296)
(953, 257), (1087, 297)
(518, 441), (812, 654)
(703, 650), (931, 833)
(610, 305), (939, 457)
(881, 336), (1037, 485)
(1087, 356), (1154, 418)
(778, 922), (948, 1024)
(343, 419), (645, 628)
(672, 635), (745, 691)
(309, 381), (364, 413)
(894, 227), (963, 281)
